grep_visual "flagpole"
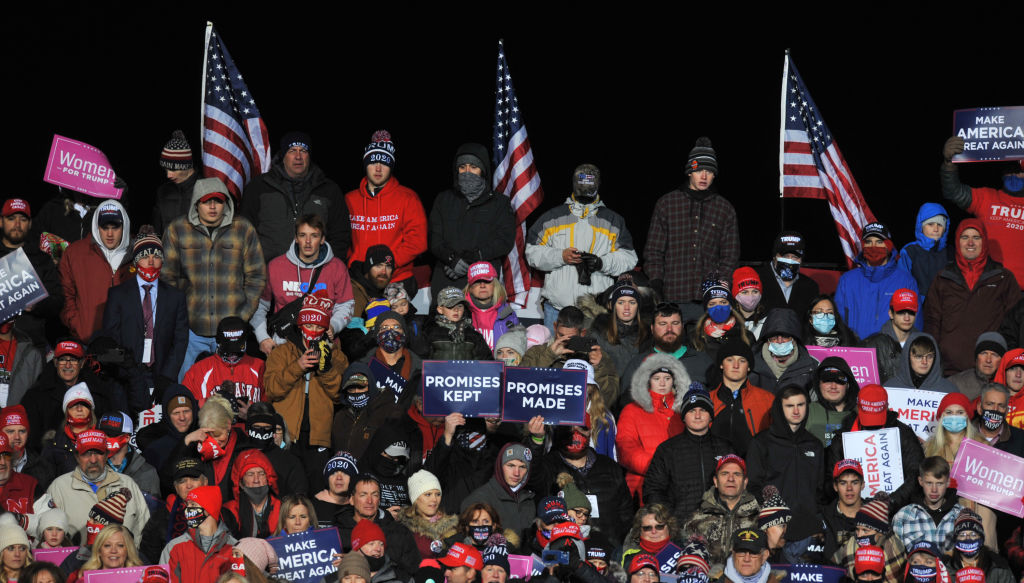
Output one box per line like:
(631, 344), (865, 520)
(779, 49), (790, 231)
(200, 22), (213, 155)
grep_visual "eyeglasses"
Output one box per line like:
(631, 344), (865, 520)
(571, 508), (591, 519)
(811, 310), (835, 316)
(910, 353), (936, 362)
(641, 523), (667, 533)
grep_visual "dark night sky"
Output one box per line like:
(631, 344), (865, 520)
(9, 5), (1023, 267)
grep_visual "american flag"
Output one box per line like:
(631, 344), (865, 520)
(201, 23), (270, 200)
(780, 52), (875, 268)
(493, 39), (543, 307)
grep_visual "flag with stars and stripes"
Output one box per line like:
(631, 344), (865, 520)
(780, 52), (875, 268)
(201, 23), (270, 200)
(493, 39), (543, 307)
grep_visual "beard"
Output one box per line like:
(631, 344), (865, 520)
(654, 334), (684, 353)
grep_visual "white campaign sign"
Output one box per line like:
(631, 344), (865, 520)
(842, 428), (904, 498)
(884, 387), (943, 441)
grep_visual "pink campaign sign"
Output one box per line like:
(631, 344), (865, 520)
(84, 564), (169, 583)
(951, 439), (1024, 518)
(32, 546), (78, 564)
(805, 346), (879, 385)
(43, 135), (124, 199)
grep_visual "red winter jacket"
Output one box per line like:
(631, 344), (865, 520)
(182, 354), (266, 407)
(58, 238), (131, 341)
(166, 522), (237, 583)
(221, 449), (281, 538)
(0, 471), (38, 513)
(345, 177), (427, 283)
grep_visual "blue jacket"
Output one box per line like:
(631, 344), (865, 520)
(897, 202), (952, 298)
(835, 251), (921, 339)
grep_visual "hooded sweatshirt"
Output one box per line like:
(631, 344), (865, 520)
(806, 356), (861, 447)
(749, 308), (819, 394)
(889, 333), (958, 393)
(995, 348), (1024, 430)
(898, 202), (952, 298)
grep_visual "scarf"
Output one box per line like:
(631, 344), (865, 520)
(407, 404), (444, 461)
(703, 317), (736, 339)
(762, 343), (797, 380)
(211, 430), (238, 486)
(638, 537), (671, 554)
(724, 556), (771, 583)
(434, 315), (468, 343)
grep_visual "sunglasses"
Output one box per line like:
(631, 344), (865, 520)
(641, 523), (667, 533)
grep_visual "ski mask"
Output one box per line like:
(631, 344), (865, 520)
(773, 256), (800, 281)
(457, 172), (488, 202)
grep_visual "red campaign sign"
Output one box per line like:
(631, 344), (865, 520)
(951, 439), (1024, 518)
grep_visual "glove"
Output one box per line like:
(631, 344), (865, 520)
(943, 136), (964, 162)
(315, 337), (333, 373)
(580, 252), (603, 272)
(574, 261), (592, 286)
(443, 265), (459, 279)
(452, 258), (470, 277)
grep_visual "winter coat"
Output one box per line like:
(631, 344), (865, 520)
(398, 508), (459, 560)
(162, 183), (267, 336)
(806, 357), (861, 448)
(754, 262), (821, 320)
(428, 143), (515, 295)
(888, 332), (958, 393)
(745, 389), (825, 541)
(898, 202), (953, 298)
(835, 251), (920, 340)
(22, 366), (109, 451)
(413, 315), (492, 361)
(526, 197), (638, 310)
(331, 363), (403, 460)
(748, 308), (819, 394)
(644, 429), (733, 526)
(182, 353), (265, 407)
(831, 532), (906, 583)
(519, 340), (620, 407)
(617, 347), (713, 410)
(153, 171), (199, 236)
(924, 260), (1019, 376)
(359, 424), (413, 510)
(615, 353), (689, 497)
(820, 501), (857, 562)
(222, 449), (282, 539)
(4, 330), (43, 409)
(949, 549), (1016, 583)
(265, 334), (347, 448)
(422, 420), (516, 516)
(238, 431), (310, 498)
(41, 426), (94, 477)
(709, 380), (773, 457)
(356, 345), (423, 411)
(47, 466), (151, 541)
(345, 176), (427, 284)
(241, 161), (351, 261)
(681, 487), (760, 567)
(136, 384), (199, 490)
(0, 471), (37, 513)
(252, 241), (354, 344)
(466, 296), (520, 351)
(58, 199), (132, 340)
(589, 312), (647, 378)
(160, 521), (237, 583)
(118, 450), (161, 498)
(461, 449), (537, 539)
(335, 505), (421, 581)
(878, 320), (923, 349)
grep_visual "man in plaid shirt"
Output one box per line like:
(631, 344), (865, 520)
(163, 177), (267, 381)
(644, 137), (739, 323)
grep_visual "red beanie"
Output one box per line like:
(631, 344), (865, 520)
(351, 518), (386, 552)
(187, 486), (223, 522)
(938, 392), (974, 420)
(732, 266), (761, 296)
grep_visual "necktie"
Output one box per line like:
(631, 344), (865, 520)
(142, 284), (154, 365)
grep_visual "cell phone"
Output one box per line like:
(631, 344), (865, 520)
(566, 336), (596, 354)
(542, 550), (569, 566)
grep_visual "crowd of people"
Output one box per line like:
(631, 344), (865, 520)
(0, 130), (1023, 583)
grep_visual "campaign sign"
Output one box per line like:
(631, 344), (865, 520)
(369, 358), (408, 403)
(805, 346), (879, 386)
(952, 106), (1024, 163)
(770, 564), (847, 583)
(657, 542), (683, 574)
(43, 135), (124, 199)
(509, 554), (533, 580)
(0, 248), (49, 323)
(841, 428), (904, 498)
(884, 387), (943, 441)
(502, 367), (587, 425)
(951, 439), (1024, 518)
(421, 360), (503, 417)
(268, 527), (343, 583)
(33, 546), (78, 565)
(85, 565), (169, 583)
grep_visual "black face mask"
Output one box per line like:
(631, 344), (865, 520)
(242, 485), (269, 502)
(247, 427), (274, 449)
(856, 535), (874, 547)
(347, 392), (370, 409)
(366, 554), (387, 572)
(376, 455), (407, 477)
(471, 525), (493, 544)
(981, 408), (1005, 431)
(184, 506), (207, 529)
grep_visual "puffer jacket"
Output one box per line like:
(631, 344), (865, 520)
(806, 357), (860, 447)
(644, 429), (733, 526)
(428, 143), (515, 295)
(265, 332), (347, 448)
(749, 308), (819, 394)
(615, 353), (689, 497)
(835, 250), (920, 340)
(898, 202), (952, 299)
(681, 487), (760, 567)
(888, 332), (958, 393)
(525, 197), (638, 310)
(162, 181), (267, 336)
(58, 199), (132, 340)
(222, 449), (282, 539)
(161, 521), (237, 583)
(241, 160), (351, 261)
(745, 386), (825, 540)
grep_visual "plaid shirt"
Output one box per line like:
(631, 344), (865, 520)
(643, 189), (740, 302)
(162, 203), (267, 337)
(892, 501), (962, 553)
(832, 533), (906, 583)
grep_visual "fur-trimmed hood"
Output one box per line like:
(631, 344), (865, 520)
(398, 507), (459, 541)
(628, 353), (691, 413)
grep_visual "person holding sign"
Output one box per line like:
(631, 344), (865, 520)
(355, 310), (422, 408)
(67, 524), (145, 583)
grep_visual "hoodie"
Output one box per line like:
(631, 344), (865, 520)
(898, 202), (952, 298)
(359, 424), (412, 509)
(222, 449), (281, 539)
(58, 199), (132, 340)
(461, 442), (537, 537)
(749, 308), (819, 394)
(995, 348), (1024, 430)
(806, 356), (861, 447)
(835, 249), (921, 340)
(889, 333), (957, 393)
(330, 362), (402, 460)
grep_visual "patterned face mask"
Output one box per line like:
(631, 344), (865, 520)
(377, 328), (405, 353)
(184, 506), (207, 529)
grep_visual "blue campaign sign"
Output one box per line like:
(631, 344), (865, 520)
(268, 527), (343, 583)
(656, 542), (683, 574)
(369, 358), (408, 403)
(421, 360), (503, 417)
(770, 564), (847, 583)
(952, 106), (1024, 162)
(0, 248), (48, 324)
(502, 367), (587, 425)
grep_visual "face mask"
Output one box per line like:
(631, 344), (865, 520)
(197, 434), (225, 461)
(248, 427), (274, 449)
(137, 265), (161, 282)
(579, 524), (591, 538)
(856, 535), (873, 547)
(184, 506), (207, 529)
(941, 414), (968, 433)
(768, 340), (794, 357)
(242, 484), (269, 501)
(908, 566), (937, 583)
(347, 392), (370, 409)
(862, 246), (888, 265)
(773, 256), (800, 281)
(300, 325), (323, 344)
(707, 304), (731, 324)
(67, 413), (92, 428)
(736, 292), (761, 312)
(500, 357), (519, 366)
(565, 431), (588, 455)
(471, 525), (493, 544)
(106, 435), (130, 453)
(812, 313), (836, 334)
(366, 554), (387, 572)
(1003, 174), (1024, 193)
(377, 328), (405, 353)
(981, 408), (1005, 431)
(376, 455), (407, 477)
(219, 349), (244, 365)
(457, 172), (487, 199)
(955, 539), (981, 557)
